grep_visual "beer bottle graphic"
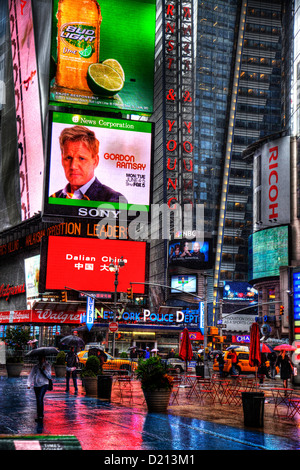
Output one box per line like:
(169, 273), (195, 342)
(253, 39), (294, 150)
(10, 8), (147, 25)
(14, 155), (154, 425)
(56, 0), (102, 91)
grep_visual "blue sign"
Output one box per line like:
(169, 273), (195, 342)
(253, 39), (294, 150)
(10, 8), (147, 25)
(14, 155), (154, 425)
(86, 297), (95, 331)
(293, 272), (300, 321)
(199, 302), (204, 334)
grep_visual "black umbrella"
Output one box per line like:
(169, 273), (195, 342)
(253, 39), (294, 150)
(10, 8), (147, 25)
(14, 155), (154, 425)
(88, 347), (107, 362)
(26, 347), (59, 357)
(60, 335), (85, 349)
(211, 350), (223, 356)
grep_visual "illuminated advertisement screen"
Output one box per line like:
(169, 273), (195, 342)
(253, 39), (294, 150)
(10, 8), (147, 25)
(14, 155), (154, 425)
(170, 275), (197, 294)
(50, 0), (156, 115)
(223, 282), (258, 302)
(40, 236), (146, 293)
(293, 271), (300, 340)
(248, 225), (289, 281)
(168, 239), (212, 270)
(9, 0), (44, 221)
(43, 111), (152, 219)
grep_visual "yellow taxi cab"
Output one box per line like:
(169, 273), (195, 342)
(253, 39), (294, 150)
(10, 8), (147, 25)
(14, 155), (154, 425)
(213, 349), (270, 377)
(77, 350), (138, 372)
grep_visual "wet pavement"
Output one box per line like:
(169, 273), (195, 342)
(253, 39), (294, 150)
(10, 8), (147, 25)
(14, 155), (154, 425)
(1, 367), (300, 452)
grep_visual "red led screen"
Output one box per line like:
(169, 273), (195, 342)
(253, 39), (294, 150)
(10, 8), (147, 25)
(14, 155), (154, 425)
(45, 236), (146, 293)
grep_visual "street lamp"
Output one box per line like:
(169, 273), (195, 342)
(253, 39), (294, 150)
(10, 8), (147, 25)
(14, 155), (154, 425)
(109, 256), (125, 356)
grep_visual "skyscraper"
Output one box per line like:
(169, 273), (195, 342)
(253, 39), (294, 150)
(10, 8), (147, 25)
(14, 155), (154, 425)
(150, 0), (283, 314)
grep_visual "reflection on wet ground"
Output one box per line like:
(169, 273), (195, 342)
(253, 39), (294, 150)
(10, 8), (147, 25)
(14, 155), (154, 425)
(0, 375), (300, 450)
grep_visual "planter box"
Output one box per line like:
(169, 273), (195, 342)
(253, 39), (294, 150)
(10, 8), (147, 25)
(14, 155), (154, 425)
(6, 363), (23, 378)
(54, 365), (66, 378)
(83, 376), (98, 396)
(143, 389), (172, 412)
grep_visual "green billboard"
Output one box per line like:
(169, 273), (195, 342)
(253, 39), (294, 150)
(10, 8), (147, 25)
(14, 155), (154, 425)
(50, 0), (156, 115)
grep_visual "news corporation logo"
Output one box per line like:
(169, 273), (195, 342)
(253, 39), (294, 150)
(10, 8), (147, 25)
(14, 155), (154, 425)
(94, 198), (205, 244)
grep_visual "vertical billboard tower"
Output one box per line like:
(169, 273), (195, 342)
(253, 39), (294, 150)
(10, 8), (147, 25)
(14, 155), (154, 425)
(149, 0), (194, 304)
(164, 1), (194, 209)
(8, 0), (44, 222)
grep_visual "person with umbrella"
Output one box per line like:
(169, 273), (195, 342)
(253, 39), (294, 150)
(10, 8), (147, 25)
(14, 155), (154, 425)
(275, 347), (294, 389)
(268, 350), (277, 379)
(216, 353), (225, 378)
(60, 335), (85, 350)
(65, 346), (79, 393)
(27, 350), (53, 423)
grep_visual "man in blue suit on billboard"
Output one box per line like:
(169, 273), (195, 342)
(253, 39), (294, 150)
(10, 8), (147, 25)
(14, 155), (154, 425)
(51, 126), (126, 202)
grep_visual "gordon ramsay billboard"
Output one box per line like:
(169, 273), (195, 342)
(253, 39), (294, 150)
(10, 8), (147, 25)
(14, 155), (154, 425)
(40, 236), (146, 293)
(43, 111), (153, 219)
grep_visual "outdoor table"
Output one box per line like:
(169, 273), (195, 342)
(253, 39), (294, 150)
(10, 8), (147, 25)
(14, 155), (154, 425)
(116, 376), (133, 403)
(183, 375), (195, 387)
(287, 396), (300, 419)
(196, 379), (215, 403)
(210, 379), (230, 404)
(237, 377), (256, 391)
(270, 388), (294, 417)
(222, 379), (242, 405)
(169, 375), (183, 405)
(186, 376), (201, 399)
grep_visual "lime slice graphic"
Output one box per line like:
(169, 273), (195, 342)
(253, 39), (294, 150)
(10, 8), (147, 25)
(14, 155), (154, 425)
(102, 59), (125, 82)
(87, 63), (124, 97)
(79, 45), (93, 58)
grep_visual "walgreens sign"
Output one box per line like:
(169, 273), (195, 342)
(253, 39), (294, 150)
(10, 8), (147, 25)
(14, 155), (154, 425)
(0, 310), (82, 325)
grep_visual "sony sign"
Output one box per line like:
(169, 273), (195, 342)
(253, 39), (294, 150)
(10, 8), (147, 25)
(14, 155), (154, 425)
(253, 136), (290, 231)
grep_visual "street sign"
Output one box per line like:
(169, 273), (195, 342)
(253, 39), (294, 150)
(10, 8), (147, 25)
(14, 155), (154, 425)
(109, 322), (119, 333)
(86, 297), (95, 331)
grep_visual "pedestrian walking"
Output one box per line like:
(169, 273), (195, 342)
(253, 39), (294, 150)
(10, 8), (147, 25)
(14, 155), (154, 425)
(145, 347), (150, 359)
(130, 347), (137, 359)
(275, 350), (294, 389)
(268, 351), (277, 379)
(27, 355), (52, 423)
(216, 353), (225, 377)
(229, 350), (239, 376)
(258, 354), (267, 384)
(168, 348), (175, 358)
(65, 346), (79, 392)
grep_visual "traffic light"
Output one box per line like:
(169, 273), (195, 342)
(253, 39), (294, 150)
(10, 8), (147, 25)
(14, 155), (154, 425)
(208, 326), (218, 335)
(127, 286), (133, 300)
(61, 291), (68, 302)
(280, 305), (284, 315)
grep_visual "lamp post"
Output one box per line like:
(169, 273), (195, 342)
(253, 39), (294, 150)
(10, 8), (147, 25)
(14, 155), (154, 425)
(108, 256), (125, 356)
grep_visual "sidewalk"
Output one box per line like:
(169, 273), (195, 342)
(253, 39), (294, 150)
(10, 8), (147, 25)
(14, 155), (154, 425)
(0, 367), (300, 450)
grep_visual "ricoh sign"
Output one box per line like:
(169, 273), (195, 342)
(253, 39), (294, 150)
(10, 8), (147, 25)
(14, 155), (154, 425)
(254, 136), (290, 230)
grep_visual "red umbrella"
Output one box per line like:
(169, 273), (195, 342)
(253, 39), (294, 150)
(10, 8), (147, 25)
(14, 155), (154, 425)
(260, 343), (274, 353)
(274, 344), (296, 351)
(179, 328), (193, 373)
(249, 323), (261, 367)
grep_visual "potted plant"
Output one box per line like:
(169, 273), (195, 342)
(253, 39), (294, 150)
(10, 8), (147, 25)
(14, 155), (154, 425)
(5, 326), (31, 377)
(136, 356), (174, 412)
(80, 355), (100, 396)
(54, 351), (66, 377)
